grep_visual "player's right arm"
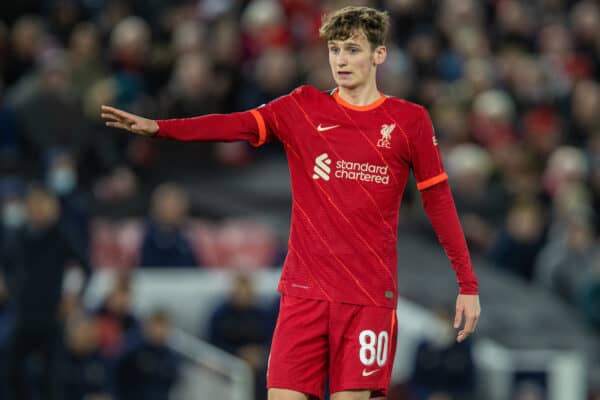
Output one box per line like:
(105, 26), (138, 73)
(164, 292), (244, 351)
(101, 105), (160, 136)
(101, 105), (269, 147)
(101, 86), (316, 145)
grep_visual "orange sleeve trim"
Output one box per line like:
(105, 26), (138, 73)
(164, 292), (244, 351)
(417, 172), (448, 191)
(249, 109), (267, 147)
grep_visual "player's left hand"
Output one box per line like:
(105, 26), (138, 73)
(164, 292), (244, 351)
(454, 294), (480, 343)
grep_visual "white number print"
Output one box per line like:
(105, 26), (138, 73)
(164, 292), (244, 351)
(359, 330), (389, 367)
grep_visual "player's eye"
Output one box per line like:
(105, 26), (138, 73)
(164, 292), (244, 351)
(349, 47), (360, 54)
(329, 47), (340, 54)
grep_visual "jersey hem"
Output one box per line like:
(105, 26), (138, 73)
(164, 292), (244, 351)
(278, 287), (397, 309)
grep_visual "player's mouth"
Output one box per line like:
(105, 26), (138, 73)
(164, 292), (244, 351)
(337, 71), (352, 77)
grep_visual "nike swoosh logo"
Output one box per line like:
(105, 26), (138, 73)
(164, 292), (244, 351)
(317, 124), (340, 132)
(362, 368), (380, 377)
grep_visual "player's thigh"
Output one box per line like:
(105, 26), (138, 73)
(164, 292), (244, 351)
(267, 295), (329, 399)
(268, 388), (310, 400)
(328, 304), (397, 395)
(330, 390), (371, 400)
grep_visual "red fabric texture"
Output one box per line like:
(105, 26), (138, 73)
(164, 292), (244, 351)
(155, 85), (479, 306)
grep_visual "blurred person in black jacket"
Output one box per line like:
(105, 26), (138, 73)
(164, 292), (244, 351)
(61, 315), (114, 400)
(0, 185), (91, 400)
(140, 183), (198, 268)
(115, 309), (179, 400)
(94, 273), (142, 359)
(207, 272), (271, 400)
(45, 148), (91, 255)
(409, 305), (476, 400)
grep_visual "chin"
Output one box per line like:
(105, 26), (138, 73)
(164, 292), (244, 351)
(338, 82), (358, 90)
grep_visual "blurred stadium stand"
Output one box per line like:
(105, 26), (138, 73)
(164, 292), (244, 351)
(84, 239), (599, 399)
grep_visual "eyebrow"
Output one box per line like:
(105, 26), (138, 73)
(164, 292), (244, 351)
(328, 41), (362, 47)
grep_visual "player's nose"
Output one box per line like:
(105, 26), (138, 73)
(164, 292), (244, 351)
(335, 54), (348, 67)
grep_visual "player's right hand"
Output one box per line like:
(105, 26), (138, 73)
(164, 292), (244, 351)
(101, 105), (159, 137)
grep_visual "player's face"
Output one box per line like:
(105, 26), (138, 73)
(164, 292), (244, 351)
(328, 31), (386, 90)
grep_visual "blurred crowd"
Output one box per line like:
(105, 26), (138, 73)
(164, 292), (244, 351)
(1, 0), (600, 399)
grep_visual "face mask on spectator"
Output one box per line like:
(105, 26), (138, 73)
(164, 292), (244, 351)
(48, 168), (76, 195)
(2, 202), (25, 228)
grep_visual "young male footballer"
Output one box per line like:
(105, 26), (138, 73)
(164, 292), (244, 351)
(101, 6), (481, 400)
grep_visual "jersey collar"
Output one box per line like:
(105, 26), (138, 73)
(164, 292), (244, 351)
(332, 88), (387, 112)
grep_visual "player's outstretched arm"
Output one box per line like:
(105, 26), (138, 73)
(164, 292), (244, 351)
(101, 106), (267, 146)
(101, 105), (159, 137)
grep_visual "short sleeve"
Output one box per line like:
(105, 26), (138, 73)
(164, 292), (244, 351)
(411, 107), (448, 190)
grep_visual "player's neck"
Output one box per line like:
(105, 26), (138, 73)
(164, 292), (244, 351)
(337, 84), (381, 107)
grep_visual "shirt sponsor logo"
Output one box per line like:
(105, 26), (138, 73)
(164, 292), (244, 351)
(312, 153), (332, 181)
(312, 153), (389, 185)
(377, 123), (395, 149)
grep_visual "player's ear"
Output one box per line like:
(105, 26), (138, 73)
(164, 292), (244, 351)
(373, 45), (386, 66)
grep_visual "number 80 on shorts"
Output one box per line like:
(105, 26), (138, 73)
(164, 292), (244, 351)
(358, 330), (389, 367)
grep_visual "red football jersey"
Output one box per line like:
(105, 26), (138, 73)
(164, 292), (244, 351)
(157, 85), (477, 308)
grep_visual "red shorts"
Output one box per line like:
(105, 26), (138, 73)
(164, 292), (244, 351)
(267, 295), (397, 400)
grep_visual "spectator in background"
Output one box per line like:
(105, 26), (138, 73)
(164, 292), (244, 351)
(156, 51), (227, 172)
(67, 22), (108, 100)
(13, 50), (92, 178)
(61, 315), (114, 400)
(511, 380), (546, 400)
(444, 143), (507, 253)
(0, 185), (91, 400)
(522, 107), (564, 164)
(488, 200), (547, 281)
(535, 212), (598, 301)
(207, 272), (270, 400)
(160, 51), (220, 118)
(0, 177), (26, 238)
(409, 304), (476, 400)
(240, 0), (290, 62)
(92, 165), (144, 218)
(233, 45), (299, 161)
(209, 16), (244, 97)
(2, 15), (45, 87)
(45, 148), (91, 254)
(95, 273), (141, 359)
(236, 46), (299, 110)
(140, 182), (198, 268)
(115, 310), (179, 400)
(470, 89), (517, 151)
(0, 78), (21, 173)
(543, 145), (589, 201)
(567, 79), (600, 147)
